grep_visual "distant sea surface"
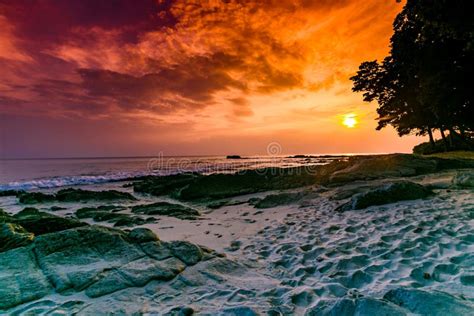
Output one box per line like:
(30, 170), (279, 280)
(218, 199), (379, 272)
(0, 155), (347, 191)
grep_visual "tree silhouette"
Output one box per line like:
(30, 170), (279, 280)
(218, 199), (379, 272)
(351, 0), (473, 151)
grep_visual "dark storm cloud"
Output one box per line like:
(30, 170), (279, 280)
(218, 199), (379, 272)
(77, 52), (248, 112)
(0, 0), (173, 43)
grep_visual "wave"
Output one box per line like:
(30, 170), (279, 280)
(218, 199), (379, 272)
(0, 172), (152, 191)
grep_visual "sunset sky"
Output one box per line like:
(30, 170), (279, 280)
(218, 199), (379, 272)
(0, 0), (425, 158)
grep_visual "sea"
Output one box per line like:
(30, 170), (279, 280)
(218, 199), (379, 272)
(0, 155), (348, 191)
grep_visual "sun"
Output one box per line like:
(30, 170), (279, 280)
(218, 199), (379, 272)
(342, 114), (357, 128)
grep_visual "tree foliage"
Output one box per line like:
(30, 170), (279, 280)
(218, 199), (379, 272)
(351, 0), (473, 150)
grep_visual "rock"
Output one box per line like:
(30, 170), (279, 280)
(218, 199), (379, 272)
(50, 206), (66, 211)
(324, 154), (474, 185)
(383, 288), (474, 315)
(0, 190), (24, 197)
(18, 189), (135, 204)
(141, 241), (174, 260)
(128, 228), (159, 243)
(18, 192), (55, 204)
(75, 207), (105, 219)
(75, 206), (147, 226)
(75, 207), (126, 221)
(288, 155), (316, 158)
(216, 306), (259, 316)
(113, 216), (148, 227)
(178, 168), (317, 200)
(83, 269), (133, 298)
(207, 201), (229, 209)
(10, 300), (87, 315)
(0, 223), (34, 252)
(452, 171), (474, 188)
(0, 247), (52, 310)
(207, 200), (246, 209)
(33, 226), (144, 293)
(166, 306), (195, 316)
(131, 154), (474, 201)
(95, 213), (138, 223)
(168, 241), (203, 265)
(133, 173), (199, 196)
(0, 209), (11, 221)
(317, 297), (407, 315)
(226, 155), (242, 159)
(55, 188), (136, 202)
(85, 257), (185, 298)
(460, 274), (474, 286)
(75, 205), (125, 218)
(0, 220), (216, 310)
(321, 298), (356, 315)
(32, 226), (206, 295)
(225, 240), (242, 252)
(337, 181), (433, 211)
(335, 270), (373, 289)
(131, 202), (200, 220)
(328, 154), (437, 183)
(254, 192), (306, 208)
(14, 207), (42, 217)
(353, 297), (407, 315)
(13, 208), (86, 235)
(97, 205), (126, 212)
(0, 207), (85, 237)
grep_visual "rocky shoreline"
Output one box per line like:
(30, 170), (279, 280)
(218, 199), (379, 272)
(1, 154), (474, 314)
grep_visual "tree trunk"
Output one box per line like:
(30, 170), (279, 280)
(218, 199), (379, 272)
(440, 129), (449, 151)
(450, 128), (474, 149)
(450, 128), (465, 140)
(427, 127), (435, 147)
(448, 130), (454, 148)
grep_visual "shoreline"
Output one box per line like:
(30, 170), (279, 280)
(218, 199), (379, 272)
(1, 152), (470, 192)
(1, 153), (474, 314)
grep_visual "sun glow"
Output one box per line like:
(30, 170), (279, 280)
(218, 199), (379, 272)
(342, 114), (357, 128)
